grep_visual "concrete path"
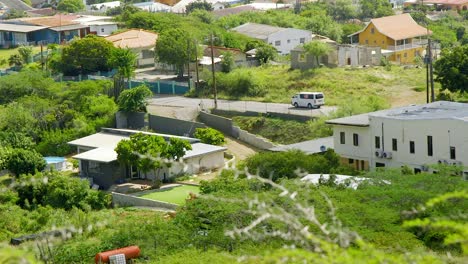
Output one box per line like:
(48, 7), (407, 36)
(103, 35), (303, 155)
(148, 96), (337, 118)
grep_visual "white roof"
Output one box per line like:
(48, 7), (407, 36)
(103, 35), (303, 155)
(68, 132), (128, 149)
(83, 21), (118, 26)
(73, 147), (117, 163)
(301, 174), (390, 190)
(184, 143), (227, 159)
(73, 15), (114, 23)
(327, 101), (468, 127)
(246, 3), (292, 10)
(199, 56), (222, 65)
(134, 2), (171, 12)
(0, 23), (46, 33)
(69, 129), (225, 163)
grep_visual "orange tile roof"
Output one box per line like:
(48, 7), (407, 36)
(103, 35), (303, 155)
(369, 13), (431, 40)
(105, 29), (158, 49)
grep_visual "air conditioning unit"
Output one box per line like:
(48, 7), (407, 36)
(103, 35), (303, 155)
(383, 151), (392, 159)
(375, 150), (384, 158)
(421, 165), (429, 172)
(438, 159), (448, 165)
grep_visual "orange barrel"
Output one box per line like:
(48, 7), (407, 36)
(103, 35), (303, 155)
(95, 246), (140, 263)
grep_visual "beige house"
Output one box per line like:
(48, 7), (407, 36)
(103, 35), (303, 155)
(326, 101), (468, 176)
(105, 29), (158, 67)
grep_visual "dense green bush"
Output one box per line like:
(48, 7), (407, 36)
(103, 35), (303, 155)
(6, 149), (46, 176)
(15, 171), (111, 211)
(194, 127), (226, 145)
(117, 85), (152, 112)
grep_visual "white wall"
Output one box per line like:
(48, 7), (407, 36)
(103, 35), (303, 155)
(267, 29), (312, 55)
(332, 117), (468, 171)
(332, 125), (370, 161)
(89, 24), (118, 36)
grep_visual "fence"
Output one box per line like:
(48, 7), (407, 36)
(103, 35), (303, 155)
(127, 79), (190, 95)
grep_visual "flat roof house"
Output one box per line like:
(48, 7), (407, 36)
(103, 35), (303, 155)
(326, 101), (468, 176)
(232, 22), (313, 55)
(105, 29), (158, 67)
(348, 13), (431, 64)
(69, 128), (226, 189)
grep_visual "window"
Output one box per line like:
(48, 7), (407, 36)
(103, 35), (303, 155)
(382, 40), (385, 44)
(365, 39), (369, 44)
(348, 159), (354, 164)
(299, 54), (306, 62)
(427, 136), (433, 156)
(300, 38), (305, 44)
(450, 146), (456, 160)
(340, 132), (345, 144)
(375, 136), (380, 149)
(392, 138), (397, 151)
(410, 141), (415, 154)
(374, 40), (377, 44)
(287, 39), (291, 43)
(353, 133), (359, 146)
(371, 28), (375, 34)
(275, 40), (281, 46)
(101, 28), (104, 33)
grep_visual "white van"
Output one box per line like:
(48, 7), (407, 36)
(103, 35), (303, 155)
(291, 92), (325, 108)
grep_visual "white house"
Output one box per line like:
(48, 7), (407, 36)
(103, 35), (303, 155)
(326, 101), (468, 176)
(232, 23), (313, 54)
(68, 128), (226, 189)
(72, 15), (118, 37)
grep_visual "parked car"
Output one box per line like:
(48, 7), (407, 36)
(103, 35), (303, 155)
(291, 92), (325, 108)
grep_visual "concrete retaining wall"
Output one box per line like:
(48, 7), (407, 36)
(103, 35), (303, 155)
(199, 111), (239, 137)
(211, 109), (313, 122)
(111, 192), (178, 210)
(233, 126), (276, 150)
(115, 111), (146, 129)
(148, 114), (206, 137)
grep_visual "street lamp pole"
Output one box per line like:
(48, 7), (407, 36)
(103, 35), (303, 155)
(210, 33), (217, 109)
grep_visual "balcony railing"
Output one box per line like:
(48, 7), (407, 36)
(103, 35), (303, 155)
(386, 43), (424, 51)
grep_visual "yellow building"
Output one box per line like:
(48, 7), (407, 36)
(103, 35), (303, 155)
(349, 14), (431, 64)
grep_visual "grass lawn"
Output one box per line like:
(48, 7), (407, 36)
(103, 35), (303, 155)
(0, 47), (42, 68)
(139, 185), (200, 205)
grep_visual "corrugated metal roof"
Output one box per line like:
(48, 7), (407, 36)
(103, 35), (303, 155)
(49, 24), (89, 31)
(0, 23), (46, 33)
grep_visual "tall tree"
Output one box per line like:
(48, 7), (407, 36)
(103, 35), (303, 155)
(115, 133), (192, 179)
(434, 45), (468, 93)
(185, 0), (213, 14)
(155, 28), (197, 77)
(58, 35), (115, 75)
(359, 0), (393, 19)
(109, 48), (138, 97)
(303, 41), (332, 66)
(117, 85), (152, 113)
(56, 0), (85, 13)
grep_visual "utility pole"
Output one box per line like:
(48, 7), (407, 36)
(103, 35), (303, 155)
(428, 38), (435, 102)
(194, 40), (200, 90)
(210, 33), (217, 109)
(187, 39), (191, 90)
(40, 43), (44, 71)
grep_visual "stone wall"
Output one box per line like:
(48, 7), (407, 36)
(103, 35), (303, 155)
(148, 114), (206, 137)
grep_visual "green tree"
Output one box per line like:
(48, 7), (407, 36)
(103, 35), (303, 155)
(56, 0), (85, 13)
(58, 35), (115, 75)
(327, 0), (358, 21)
(8, 54), (23, 68)
(359, 0), (393, 19)
(194, 128), (226, 145)
(115, 133), (192, 179)
(256, 45), (277, 64)
(4, 9), (27, 19)
(303, 40), (333, 66)
(434, 45), (468, 93)
(220, 51), (235, 73)
(117, 85), (152, 112)
(6, 149), (46, 176)
(109, 48), (138, 97)
(155, 28), (197, 77)
(18, 45), (33, 64)
(185, 0), (213, 14)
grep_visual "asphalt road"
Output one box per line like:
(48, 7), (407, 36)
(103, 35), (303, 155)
(148, 96), (337, 118)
